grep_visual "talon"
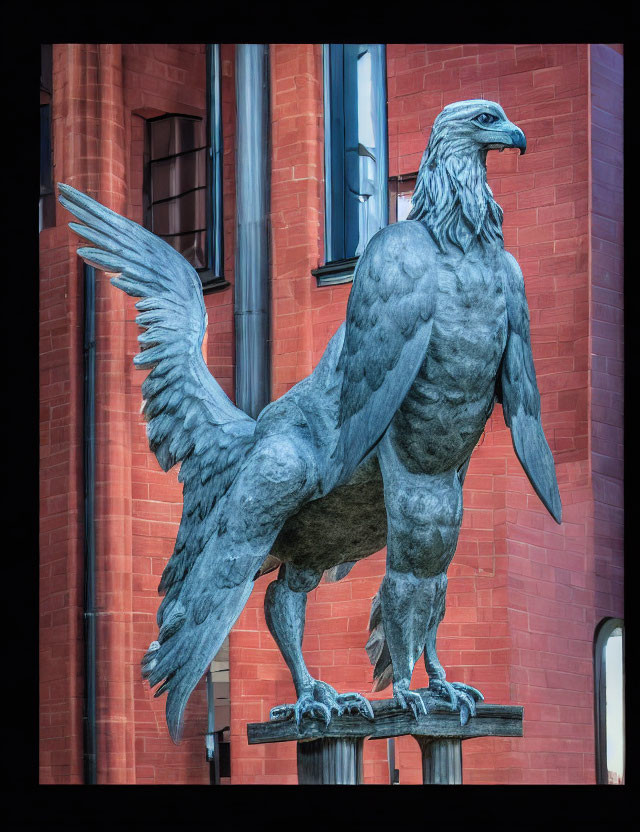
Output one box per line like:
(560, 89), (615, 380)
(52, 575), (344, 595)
(394, 685), (427, 719)
(316, 703), (331, 726)
(459, 691), (476, 719)
(277, 684), (371, 728)
(452, 682), (484, 702)
(429, 679), (484, 723)
(270, 704), (294, 722)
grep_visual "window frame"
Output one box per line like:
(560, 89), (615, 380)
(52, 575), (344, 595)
(593, 617), (625, 784)
(313, 43), (388, 287)
(143, 44), (228, 293)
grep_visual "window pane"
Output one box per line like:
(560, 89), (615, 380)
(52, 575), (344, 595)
(357, 49), (375, 149)
(164, 231), (207, 269)
(150, 118), (172, 160)
(175, 117), (205, 154)
(174, 149), (206, 195)
(150, 158), (173, 203)
(151, 149), (206, 202)
(605, 628), (624, 784)
(151, 116), (206, 160)
(397, 192), (413, 222)
(327, 43), (387, 263)
(152, 189), (206, 237)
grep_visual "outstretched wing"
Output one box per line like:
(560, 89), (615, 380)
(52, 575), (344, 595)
(333, 220), (439, 483)
(498, 252), (562, 523)
(58, 183), (257, 624)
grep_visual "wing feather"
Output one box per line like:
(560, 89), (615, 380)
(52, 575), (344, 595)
(59, 183), (257, 625)
(499, 252), (562, 523)
(333, 221), (439, 483)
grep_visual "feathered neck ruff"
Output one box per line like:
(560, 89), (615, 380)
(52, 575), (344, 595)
(407, 138), (504, 254)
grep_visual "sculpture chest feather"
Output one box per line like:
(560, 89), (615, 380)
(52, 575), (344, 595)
(391, 251), (508, 473)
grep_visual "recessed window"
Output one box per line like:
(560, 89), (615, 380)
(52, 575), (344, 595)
(146, 114), (208, 269)
(143, 45), (227, 292)
(594, 618), (625, 784)
(313, 44), (388, 286)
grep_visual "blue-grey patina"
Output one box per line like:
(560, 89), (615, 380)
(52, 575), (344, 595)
(59, 99), (560, 743)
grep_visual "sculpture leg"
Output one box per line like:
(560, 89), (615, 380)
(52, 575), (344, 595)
(377, 432), (483, 723)
(265, 564), (374, 725)
(380, 568), (442, 717)
(423, 574), (484, 724)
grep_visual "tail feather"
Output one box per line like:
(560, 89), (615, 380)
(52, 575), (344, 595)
(141, 579), (254, 744)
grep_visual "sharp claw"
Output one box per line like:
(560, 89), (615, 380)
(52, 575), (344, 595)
(457, 692), (474, 722)
(466, 694), (477, 718)
(452, 682), (484, 702)
(270, 704), (293, 722)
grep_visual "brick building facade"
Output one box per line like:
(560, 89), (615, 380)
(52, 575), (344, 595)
(39, 43), (623, 785)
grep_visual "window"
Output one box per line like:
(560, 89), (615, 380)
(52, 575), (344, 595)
(388, 172), (418, 224)
(313, 44), (388, 286)
(40, 44), (55, 231)
(143, 45), (227, 292)
(145, 113), (208, 269)
(206, 636), (231, 783)
(594, 618), (625, 784)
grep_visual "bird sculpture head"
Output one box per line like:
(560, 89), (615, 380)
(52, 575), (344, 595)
(408, 99), (526, 254)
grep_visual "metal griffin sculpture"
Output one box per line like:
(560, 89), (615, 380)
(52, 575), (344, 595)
(59, 99), (561, 743)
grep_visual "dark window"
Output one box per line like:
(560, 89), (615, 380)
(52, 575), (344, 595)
(388, 172), (418, 224)
(313, 44), (388, 287)
(40, 44), (55, 231)
(594, 618), (625, 784)
(143, 45), (227, 292)
(146, 113), (208, 268)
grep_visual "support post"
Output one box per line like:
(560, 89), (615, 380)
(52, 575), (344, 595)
(247, 693), (523, 785)
(415, 737), (463, 784)
(297, 738), (364, 785)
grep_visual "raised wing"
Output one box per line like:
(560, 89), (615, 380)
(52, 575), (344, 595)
(58, 183), (257, 626)
(333, 220), (439, 483)
(498, 251), (562, 523)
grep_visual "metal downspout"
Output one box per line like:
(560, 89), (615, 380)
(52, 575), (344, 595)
(234, 43), (271, 418)
(82, 263), (97, 784)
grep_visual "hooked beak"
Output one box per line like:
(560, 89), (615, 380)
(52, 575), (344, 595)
(484, 123), (527, 155)
(507, 125), (527, 155)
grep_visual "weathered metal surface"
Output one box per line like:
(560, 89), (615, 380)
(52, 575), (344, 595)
(247, 695), (523, 744)
(234, 43), (271, 419)
(297, 737), (364, 785)
(416, 738), (463, 785)
(60, 98), (558, 744)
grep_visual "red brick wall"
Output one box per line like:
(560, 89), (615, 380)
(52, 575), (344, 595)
(589, 44), (623, 623)
(40, 43), (238, 784)
(41, 42), (623, 785)
(229, 43), (621, 786)
(39, 215), (85, 783)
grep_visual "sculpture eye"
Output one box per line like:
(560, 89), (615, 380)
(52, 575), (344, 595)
(476, 113), (498, 125)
